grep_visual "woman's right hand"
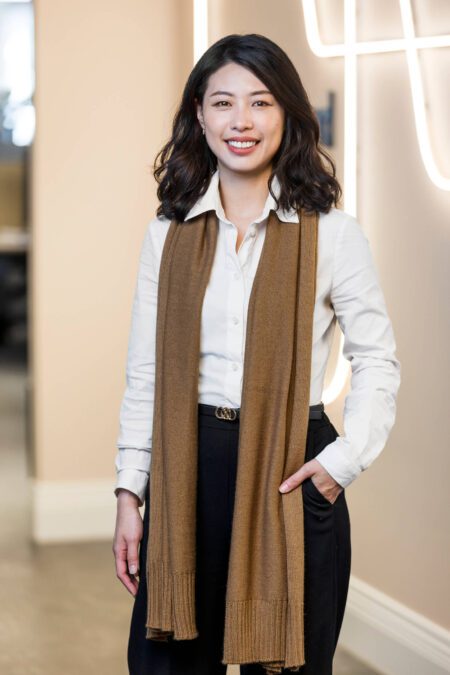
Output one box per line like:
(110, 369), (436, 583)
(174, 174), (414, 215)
(113, 489), (144, 596)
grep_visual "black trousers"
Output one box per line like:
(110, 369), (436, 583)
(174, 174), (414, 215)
(128, 405), (351, 674)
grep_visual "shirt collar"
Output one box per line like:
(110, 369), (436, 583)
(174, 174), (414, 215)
(184, 168), (299, 224)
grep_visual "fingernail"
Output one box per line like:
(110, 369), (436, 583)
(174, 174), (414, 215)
(129, 564), (137, 574)
(279, 484), (289, 493)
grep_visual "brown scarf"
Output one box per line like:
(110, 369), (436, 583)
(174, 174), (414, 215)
(145, 205), (319, 673)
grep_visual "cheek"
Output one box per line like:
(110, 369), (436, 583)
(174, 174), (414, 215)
(263, 114), (284, 138)
(208, 124), (228, 145)
(266, 123), (284, 145)
(208, 115), (220, 127)
(274, 111), (285, 133)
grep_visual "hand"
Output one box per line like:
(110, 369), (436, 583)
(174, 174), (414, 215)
(279, 459), (343, 504)
(112, 489), (143, 596)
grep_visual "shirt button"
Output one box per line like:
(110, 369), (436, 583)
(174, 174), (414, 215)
(231, 363), (239, 371)
(249, 228), (256, 238)
(232, 316), (239, 324)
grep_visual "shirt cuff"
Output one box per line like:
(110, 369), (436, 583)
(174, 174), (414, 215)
(313, 437), (362, 489)
(114, 469), (149, 507)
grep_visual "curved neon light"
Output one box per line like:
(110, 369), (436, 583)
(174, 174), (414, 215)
(302, 0), (450, 193)
(301, 0), (450, 404)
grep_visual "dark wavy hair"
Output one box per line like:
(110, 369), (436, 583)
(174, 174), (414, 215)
(153, 33), (342, 221)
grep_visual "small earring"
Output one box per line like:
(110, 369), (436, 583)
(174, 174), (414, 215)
(202, 128), (205, 135)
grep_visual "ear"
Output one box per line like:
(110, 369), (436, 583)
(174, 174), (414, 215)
(195, 98), (204, 129)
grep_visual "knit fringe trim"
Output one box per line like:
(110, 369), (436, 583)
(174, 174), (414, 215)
(221, 597), (305, 673)
(145, 561), (305, 673)
(145, 559), (198, 640)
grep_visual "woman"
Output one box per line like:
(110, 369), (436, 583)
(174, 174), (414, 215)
(112, 33), (401, 675)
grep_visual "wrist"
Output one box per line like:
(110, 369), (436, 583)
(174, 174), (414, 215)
(116, 488), (141, 507)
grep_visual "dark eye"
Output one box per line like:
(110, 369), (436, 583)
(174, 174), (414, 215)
(212, 100), (271, 107)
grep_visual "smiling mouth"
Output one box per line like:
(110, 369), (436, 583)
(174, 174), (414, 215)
(225, 140), (260, 148)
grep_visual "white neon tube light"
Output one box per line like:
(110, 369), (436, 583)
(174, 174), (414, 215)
(301, 0), (450, 404)
(344, 0), (357, 217)
(193, 0), (208, 65)
(398, 0), (450, 191)
(302, 0), (450, 192)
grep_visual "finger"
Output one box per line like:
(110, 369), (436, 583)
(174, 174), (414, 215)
(279, 460), (318, 493)
(118, 558), (139, 595)
(279, 471), (305, 493)
(115, 544), (140, 596)
(127, 541), (140, 577)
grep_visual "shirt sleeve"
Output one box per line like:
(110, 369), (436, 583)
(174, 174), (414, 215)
(114, 220), (159, 506)
(314, 214), (401, 489)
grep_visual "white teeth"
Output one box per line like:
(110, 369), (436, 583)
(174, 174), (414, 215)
(227, 140), (258, 148)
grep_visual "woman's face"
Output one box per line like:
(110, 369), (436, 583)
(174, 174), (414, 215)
(196, 62), (285, 177)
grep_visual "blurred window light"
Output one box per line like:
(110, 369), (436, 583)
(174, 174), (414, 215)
(0, 0), (35, 148)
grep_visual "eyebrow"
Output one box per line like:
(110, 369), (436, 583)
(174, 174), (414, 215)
(209, 89), (272, 97)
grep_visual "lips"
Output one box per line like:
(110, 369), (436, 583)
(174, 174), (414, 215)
(225, 138), (260, 143)
(225, 139), (260, 155)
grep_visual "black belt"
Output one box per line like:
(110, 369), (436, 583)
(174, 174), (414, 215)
(198, 401), (325, 421)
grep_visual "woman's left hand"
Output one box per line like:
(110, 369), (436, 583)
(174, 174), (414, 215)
(279, 459), (343, 504)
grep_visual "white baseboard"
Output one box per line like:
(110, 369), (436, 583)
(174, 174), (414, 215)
(32, 480), (450, 675)
(339, 576), (450, 674)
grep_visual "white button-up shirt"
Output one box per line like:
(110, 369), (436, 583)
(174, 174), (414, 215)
(114, 169), (401, 505)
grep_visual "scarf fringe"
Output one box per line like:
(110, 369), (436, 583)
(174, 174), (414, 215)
(145, 559), (306, 672)
(221, 597), (305, 672)
(145, 559), (198, 640)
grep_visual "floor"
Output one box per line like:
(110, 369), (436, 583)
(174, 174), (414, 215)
(0, 359), (381, 674)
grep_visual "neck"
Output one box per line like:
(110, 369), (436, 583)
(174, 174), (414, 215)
(217, 164), (273, 222)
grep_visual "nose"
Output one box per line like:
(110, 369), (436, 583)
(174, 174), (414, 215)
(230, 103), (254, 130)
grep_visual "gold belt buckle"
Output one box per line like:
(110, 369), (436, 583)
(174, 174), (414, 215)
(215, 406), (237, 421)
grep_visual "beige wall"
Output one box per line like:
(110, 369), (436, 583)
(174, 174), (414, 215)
(31, 2), (192, 484)
(31, 0), (449, 631)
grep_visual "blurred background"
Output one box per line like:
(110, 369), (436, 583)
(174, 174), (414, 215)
(0, 0), (449, 673)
